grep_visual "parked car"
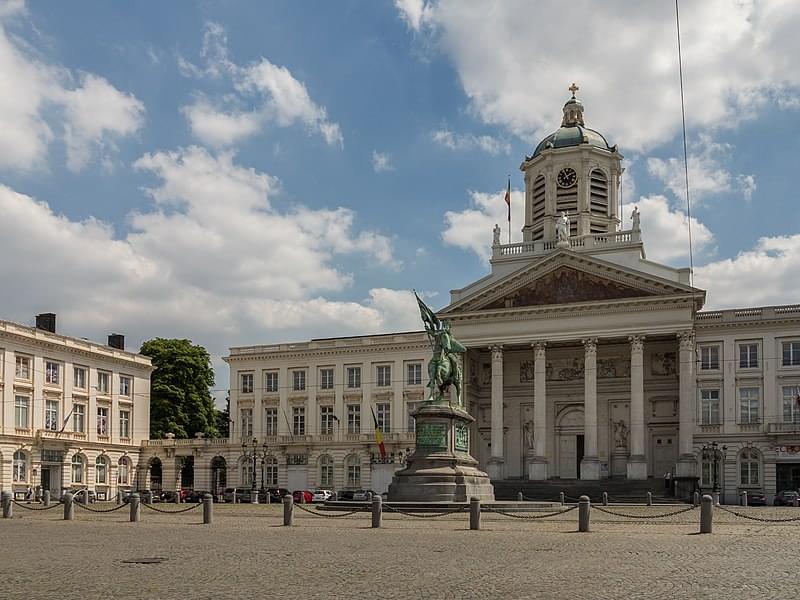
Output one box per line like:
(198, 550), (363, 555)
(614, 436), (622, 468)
(774, 490), (799, 506)
(266, 488), (291, 502)
(338, 490), (355, 501)
(121, 490), (156, 503)
(292, 490), (314, 504)
(223, 487), (253, 503)
(312, 489), (333, 503)
(746, 491), (768, 506)
(352, 489), (376, 502)
(61, 488), (96, 503)
(185, 490), (214, 503)
(161, 489), (189, 503)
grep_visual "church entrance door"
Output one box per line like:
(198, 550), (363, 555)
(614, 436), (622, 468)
(556, 407), (584, 479)
(559, 436), (577, 478)
(652, 434), (677, 477)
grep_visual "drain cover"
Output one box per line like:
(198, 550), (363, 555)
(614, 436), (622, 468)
(122, 557), (168, 565)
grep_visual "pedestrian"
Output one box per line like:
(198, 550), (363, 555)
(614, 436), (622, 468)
(25, 485), (33, 502)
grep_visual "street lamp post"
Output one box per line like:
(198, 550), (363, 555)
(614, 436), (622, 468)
(701, 441), (727, 505)
(241, 438), (269, 502)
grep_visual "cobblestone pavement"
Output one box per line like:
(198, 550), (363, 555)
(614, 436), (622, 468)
(3, 502), (800, 599)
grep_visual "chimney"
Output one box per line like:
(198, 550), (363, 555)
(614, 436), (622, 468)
(108, 333), (125, 351)
(35, 313), (56, 333)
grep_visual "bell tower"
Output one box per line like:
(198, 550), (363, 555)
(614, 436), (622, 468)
(520, 85), (624, 243)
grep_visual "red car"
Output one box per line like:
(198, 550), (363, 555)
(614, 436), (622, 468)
(292, 490), (313, 503)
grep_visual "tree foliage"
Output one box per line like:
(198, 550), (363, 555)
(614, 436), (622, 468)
(140, 338), (220, 439)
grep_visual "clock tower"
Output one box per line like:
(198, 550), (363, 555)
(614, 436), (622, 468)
(520, 84), (624, 243)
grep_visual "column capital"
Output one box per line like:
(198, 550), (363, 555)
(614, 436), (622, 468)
(531, 341), (547, 358)
(628, 335), (645, 353)
(677, 330), (696, 350)
(582, 337), (598, 354)
(490, 345), (504, 360)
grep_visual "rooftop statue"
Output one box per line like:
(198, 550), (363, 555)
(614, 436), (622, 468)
(557, 211), (570, 243)
(415, 291), (466, 406)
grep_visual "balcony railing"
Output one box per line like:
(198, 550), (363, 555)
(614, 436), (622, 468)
(142, 431), (417, 447)
(493, 229), (640, 260)
(769, 422), (800, 434)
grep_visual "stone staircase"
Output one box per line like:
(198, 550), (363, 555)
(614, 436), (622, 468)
(492, 478), (673, 503)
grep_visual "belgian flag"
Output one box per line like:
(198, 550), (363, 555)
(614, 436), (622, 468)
(371, 406), (387, 459)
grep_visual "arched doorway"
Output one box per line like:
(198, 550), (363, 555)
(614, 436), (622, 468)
(210, 456), (227, 498)
(180, 456), (194, 491)
(149, 457), (162, 494)
(555, 407), (584, 479)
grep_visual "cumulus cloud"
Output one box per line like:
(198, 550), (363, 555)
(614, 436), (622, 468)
(371, 150), (394, 172)
(431, 128), (510, 154)
(400, 1), (800, 152)
(179, 22), (342, 147)
(442, 188), (525, 262)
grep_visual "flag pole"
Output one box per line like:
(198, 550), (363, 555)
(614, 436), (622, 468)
(507, 174), (511, 244)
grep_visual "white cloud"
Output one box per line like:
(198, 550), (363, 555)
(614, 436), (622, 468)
(629, 195), (714, 264)
(401, 1), (800, 152)
(180, 22), (342, 147)
(737, 174), (757, 202)
(0, 0), (25, 18)
(372, 150), (394, 172)
(431, 128), (510, 154)
(442, 188), (524, 261)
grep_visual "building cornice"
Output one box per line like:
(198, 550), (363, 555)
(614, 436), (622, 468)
(224, 341), (431, 363)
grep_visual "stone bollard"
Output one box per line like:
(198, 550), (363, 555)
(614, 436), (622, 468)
(203, 494), (213, 525)
(559, 492), (565, 506)
(2, 491), (12, 518)
(517, 491), (523, 502)
(116, 492), (122, 505)
(252, 489), (259, 505)
(741, 491), (748, 507)
(602, 491), (608, 506)
(578, 495), (591, 532)
(298, 491), (304, 505)
(174, 490), (180, 504)
(43, 490), (50, 507)
(469, 497), (481, 531)
(129, 493), (141, 523)
(700, 494), (713, 534)
(371, 495), (382, 528)
(693, 491), (700, 507)
(283, 494), (294, 526)
(233, 490), (237, 505)
(331, 491), (338, 501)
(646, 492), (653, 506)
(63, 492), (74, 521)
(793, 496), (799, 508)
(713, 492), (720, 506)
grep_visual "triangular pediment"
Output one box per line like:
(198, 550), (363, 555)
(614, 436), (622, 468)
(441, 250), (702, 314)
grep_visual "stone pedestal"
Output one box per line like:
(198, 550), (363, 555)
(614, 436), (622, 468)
(674, 454), (697, 478)
(388, 404), (495, 502)
(626, 455), (648, 480)
(580, 457), (601, 480)
(611, 449), (628, 478)
(527, 456), (549, 481)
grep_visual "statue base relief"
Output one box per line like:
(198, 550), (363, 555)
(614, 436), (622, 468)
(388, 403), (495, 502)
(626, 455), (648, 480)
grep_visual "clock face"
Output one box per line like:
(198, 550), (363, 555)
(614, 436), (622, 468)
(557, 167), (577, 188)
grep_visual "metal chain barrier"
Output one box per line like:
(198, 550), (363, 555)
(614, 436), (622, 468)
(382, 504), (468, 519)
(11, 500), (62, 511)
(715, 505), (800, 523)
(293, 503), (369, 518)
(74, 502), (128, 514)
(141, 502), (202, 514)
(483, 505), (578, 520)
(593, 505), (697, 519)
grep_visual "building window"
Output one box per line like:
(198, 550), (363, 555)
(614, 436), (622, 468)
(118, 457), (130, 485)
(96, 456), (108, 484)
(699, 346), (720, 370)
(13, 451), (27, 482)
(97, 371), (111, 395)
(119, 376), (132, 397)
(376, 403), (391, 432)
(14, 395), (29, 429)
(15, 355), (31, 380)
(119, 409), (130, 438)
(700, 390), (720, 425)
(240, 372), (254, 394)
(292, 370), (306, 391)
(44, 360), (60, 385)
(319, 455), (334, 488)
(407, 402), (418, 433)
(73, 403), (86, 433)
(739, 387), (760, 423)
(783, 341), (800, 366)
(73, 366), (87, 390)
(264, 408), (278, 436)
(739, 449), (760, 486)
(293, 407), (305, 435)
(739, 344), (758, 369)
(345, 455), (361, 488)
(264, 372), (278, 393)
(782, 386), (800, 423)
(320, 368), (334, 390)
(71, 455), (84, 484)
(377, 365), (391, 387)
(320, 405), (335, 435)
(241, 460), (254, 488)
(347, 404), (361, 434)
(45, 399), (59, 431)
(240, 408), (253, 439)
(407, 363), (422, 386)
(347, 366), (361, 389)
(97, 406), (109, 436)
(264, 457), (278, 486)
(700, 458), (713, 487)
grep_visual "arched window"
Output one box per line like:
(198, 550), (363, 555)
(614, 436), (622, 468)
(13, 451), (27, 482)
(345, 454), (361, 488)
(319, 454), (334, 488)
(95, 455), (108, 484)
(118, 457), (130, 485)
(264, 456), (278, 487)
(71, 454), (85, 484)
(241, 457), (254, 488)
(740, 448), (760, 486)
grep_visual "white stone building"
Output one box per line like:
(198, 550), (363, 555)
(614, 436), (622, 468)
(0, 314), (152, 500)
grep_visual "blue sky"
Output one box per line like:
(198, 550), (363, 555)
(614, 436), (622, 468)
(1, 0), (799, 396)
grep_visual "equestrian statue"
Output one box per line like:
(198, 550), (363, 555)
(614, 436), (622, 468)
(415, 292), (466, 406)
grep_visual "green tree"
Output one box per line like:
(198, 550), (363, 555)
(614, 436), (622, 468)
(140, 338), (220, 439)
(215, 393), (231, 438)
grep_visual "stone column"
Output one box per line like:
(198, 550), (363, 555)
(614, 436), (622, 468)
(487, 345), (505, 480)
(627, 335), (647, 479)
(580, 338), (600, 480)
(529, 342), (548, 480)
(675, 330), (696, 477)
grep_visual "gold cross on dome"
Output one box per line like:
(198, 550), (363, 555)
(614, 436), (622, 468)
(568, 82), (579, 97)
